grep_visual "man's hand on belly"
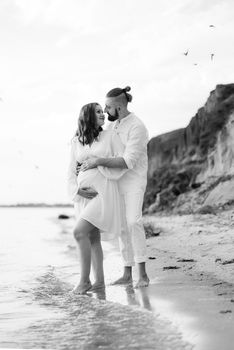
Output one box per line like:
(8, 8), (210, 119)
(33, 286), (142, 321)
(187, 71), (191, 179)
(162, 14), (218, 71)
(80, 157), (98, 172)
(78, 187), (98, 199)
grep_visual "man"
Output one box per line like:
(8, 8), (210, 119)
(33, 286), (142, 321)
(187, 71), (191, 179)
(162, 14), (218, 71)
(79, 86), (149, 288)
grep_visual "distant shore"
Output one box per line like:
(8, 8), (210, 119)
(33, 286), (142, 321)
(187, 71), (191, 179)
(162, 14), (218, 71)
(0, 203), (73, 208)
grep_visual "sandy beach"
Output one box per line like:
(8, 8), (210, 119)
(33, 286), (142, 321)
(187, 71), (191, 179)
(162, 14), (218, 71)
(143, 206), (234, 350)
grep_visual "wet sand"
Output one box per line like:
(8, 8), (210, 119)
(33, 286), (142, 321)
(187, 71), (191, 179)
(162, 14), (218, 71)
(1, 207), (234, 349)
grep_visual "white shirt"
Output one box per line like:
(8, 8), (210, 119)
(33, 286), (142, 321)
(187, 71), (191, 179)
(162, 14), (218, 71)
(107, 113), (149, 194)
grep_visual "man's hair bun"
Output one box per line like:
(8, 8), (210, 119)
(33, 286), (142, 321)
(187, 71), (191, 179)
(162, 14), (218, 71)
(122, 86), (132, 102)
(106, 86), (133, 103)
(123, 86), (131, 92)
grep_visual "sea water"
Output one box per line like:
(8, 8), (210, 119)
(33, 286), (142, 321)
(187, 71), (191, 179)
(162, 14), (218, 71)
(0, 207), (192, 350)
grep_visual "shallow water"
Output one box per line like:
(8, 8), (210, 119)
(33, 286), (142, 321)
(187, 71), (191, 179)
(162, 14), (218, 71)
(0, 208), (193, 349)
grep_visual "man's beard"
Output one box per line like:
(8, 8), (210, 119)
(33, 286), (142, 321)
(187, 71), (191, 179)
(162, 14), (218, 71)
(107, 108), (119, 122)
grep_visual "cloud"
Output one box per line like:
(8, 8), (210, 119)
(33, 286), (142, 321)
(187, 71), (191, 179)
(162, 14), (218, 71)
(14, 0), (50, 23)
(179, 0), (233, 14)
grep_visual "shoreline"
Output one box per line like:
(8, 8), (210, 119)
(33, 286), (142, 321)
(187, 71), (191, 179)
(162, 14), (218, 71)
(142, 207), (234, 350)
(57, 206), (234, 349)
(1, 206), (234, 349)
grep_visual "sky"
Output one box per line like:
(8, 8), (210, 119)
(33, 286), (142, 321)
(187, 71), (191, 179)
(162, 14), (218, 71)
(1, 0), (234, 204)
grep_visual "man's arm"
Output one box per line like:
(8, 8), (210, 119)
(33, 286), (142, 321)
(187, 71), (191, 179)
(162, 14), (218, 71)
(97, 157), (127, 169)
(121, 123), (148, 170)
(80, 156), (127, 171)
(80, 124), (148, 172)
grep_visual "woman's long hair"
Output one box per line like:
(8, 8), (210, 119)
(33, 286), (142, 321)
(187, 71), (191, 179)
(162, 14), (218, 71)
(75, 102), (102, 146)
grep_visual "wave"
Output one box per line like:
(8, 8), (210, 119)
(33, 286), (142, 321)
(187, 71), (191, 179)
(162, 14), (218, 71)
(12, 266), (162, 350)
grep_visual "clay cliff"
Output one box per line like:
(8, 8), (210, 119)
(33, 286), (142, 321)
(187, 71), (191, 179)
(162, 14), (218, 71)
(145, 84), (234, 213)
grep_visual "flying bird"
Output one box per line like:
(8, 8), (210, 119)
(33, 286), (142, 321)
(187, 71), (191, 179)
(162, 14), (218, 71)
(193, 63), (198, 66)
(183, 50), (189, 56)
(34, 165), (39, 170)
(211, 53), (214, 61)
(209, 25), (215, 28)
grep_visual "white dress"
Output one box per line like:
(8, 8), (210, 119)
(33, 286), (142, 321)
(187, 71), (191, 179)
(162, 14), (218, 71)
(67, 130), (126, 240)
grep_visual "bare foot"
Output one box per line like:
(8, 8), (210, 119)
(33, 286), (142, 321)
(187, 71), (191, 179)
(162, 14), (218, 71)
(90, 282), (105, 292)
(111, 276), (133, 285)
(72, 280), (92, 294)
(134, 275), (150, 288)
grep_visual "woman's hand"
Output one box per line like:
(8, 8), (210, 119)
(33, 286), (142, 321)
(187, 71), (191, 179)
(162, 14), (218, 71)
(78, 187), (98, 199)
(76, 162), (81, 176)
(80, 157), (99, 172)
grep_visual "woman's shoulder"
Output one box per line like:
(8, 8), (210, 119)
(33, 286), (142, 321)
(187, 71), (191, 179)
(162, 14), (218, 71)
(72, 130), (116, 146)
(71, 136), (84, 149)
(71, 136), (79, 144)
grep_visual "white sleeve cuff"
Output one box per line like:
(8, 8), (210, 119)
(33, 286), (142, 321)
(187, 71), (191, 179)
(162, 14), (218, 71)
(123, 155), (134, 170)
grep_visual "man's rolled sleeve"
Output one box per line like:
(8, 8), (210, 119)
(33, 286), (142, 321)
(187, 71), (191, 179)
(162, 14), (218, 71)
(122, 124), (149, 170)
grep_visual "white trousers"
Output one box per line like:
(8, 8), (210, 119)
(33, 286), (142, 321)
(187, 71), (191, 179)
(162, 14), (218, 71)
(119, 191), (147, 266)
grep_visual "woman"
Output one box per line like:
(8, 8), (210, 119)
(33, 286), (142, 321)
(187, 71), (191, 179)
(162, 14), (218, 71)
(67, 102), (126, 294)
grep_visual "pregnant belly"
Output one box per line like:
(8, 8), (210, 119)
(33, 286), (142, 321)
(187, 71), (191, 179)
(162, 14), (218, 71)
(77, 169), (101, 190)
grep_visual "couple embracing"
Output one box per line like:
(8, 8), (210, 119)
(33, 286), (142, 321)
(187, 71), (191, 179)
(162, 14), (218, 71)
(67, 86), (149, 294)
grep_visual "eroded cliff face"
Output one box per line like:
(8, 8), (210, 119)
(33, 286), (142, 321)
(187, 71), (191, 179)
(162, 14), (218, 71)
(197, 112), (234, 181)
(145, 84), (234, 213)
